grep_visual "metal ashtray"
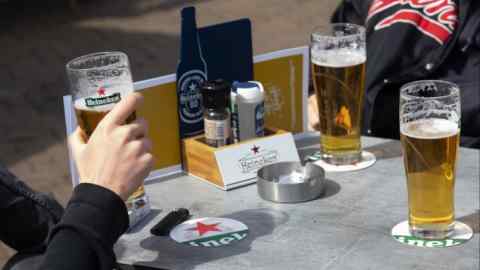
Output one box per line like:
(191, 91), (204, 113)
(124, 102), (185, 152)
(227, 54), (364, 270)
(257, 162), (325, 203)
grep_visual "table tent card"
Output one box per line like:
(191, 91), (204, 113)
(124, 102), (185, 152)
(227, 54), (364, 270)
(215, 133), (300, 190)
(176, 6), (254, 138)
(254, 47), (309, 134)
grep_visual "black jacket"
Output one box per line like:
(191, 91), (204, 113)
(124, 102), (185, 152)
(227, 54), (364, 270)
(1, 165), (128, 270)
(0, 165), (63, 255)
(332, 0), (480, 148)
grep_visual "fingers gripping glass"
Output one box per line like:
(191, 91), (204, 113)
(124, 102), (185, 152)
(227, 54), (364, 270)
(66, 51), (145, 205)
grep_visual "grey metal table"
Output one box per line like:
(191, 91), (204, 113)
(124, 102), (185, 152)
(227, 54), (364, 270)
(115, 135), (479, 270)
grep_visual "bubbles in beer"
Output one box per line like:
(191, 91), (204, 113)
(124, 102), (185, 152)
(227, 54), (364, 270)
(400, 118), (459, 234)
(311, 48), (366, 163)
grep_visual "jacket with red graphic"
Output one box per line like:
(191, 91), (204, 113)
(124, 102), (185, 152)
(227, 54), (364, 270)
(332, 0), (480, 148)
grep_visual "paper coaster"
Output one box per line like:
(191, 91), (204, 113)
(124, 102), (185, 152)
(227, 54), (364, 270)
(391, 221), (473, 248)
(306, 151), (376, 172)
(170, 217), (249, 247)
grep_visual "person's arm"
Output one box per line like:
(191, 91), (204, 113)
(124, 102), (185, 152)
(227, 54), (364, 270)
(39, 183), (128, 270)
(39, 93), (154, 270)
(0, 165), (63, 252)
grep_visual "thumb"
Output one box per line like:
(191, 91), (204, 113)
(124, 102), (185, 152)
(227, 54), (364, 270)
(69, 127), (87, 163)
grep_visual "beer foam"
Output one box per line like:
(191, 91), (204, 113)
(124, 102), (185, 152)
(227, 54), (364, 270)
(311, 49), (366, 67)
(401, 119), (459, 139)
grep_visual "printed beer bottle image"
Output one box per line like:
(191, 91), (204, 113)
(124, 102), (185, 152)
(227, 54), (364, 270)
(176, 6), (208, 138)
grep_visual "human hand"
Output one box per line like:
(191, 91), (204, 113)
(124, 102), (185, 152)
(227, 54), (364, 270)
(69, 93), (154, 201)
(308, 94), (320, 131)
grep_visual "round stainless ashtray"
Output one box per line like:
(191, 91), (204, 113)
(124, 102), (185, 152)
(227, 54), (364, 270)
(257, 162), (325, 203)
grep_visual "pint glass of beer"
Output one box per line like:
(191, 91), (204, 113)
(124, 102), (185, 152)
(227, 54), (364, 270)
(400, 80), (460, 239)
(310, 24), (366, 165)
(66, 52), (147, 210)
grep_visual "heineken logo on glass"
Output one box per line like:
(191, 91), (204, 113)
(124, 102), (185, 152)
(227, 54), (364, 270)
(97, 86), (106, 96)
(170, 217), (249, 247)
(85, 92), (121, 107)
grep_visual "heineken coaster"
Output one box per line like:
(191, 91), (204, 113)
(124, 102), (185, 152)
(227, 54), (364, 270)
(306, 151), (376, 172)
(170, 217), (249, 247)
(391, 221), (473, 248)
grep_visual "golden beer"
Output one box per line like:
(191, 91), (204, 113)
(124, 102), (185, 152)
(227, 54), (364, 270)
(311, 51), (366, 164)
(401, 118), (459, 237)
(74, 99), (145, 201)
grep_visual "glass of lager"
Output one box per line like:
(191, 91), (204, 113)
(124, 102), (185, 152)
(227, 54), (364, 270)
(310, 23), (366, 165)
(400, 80), (460, 239)
(66, 52), (148, 213)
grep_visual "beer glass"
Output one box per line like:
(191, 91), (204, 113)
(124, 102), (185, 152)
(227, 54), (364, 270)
(310, 23), (366, 165)
(400, 80), (460, 239)
(66, 52), (147, 210)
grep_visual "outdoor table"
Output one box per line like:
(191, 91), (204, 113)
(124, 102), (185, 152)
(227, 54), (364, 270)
(115, 135), (479, 270)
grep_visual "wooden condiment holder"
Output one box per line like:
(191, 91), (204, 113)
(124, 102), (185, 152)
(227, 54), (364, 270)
(182, 127), (300, 190)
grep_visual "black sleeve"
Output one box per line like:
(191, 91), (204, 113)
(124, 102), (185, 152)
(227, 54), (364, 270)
(39, 183), (129, 270)
(461, 136), (480, 149)
(0, 165), (63, 252)
(331, 0), (373, 25)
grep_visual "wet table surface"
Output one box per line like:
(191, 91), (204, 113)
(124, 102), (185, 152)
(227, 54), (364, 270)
(115, 134), (479, 270)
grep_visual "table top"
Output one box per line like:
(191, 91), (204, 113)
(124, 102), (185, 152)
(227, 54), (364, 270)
(115, 135), (479, 270)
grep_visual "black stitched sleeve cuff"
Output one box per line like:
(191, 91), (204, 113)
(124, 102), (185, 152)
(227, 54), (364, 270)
(56, 183), (129, 247)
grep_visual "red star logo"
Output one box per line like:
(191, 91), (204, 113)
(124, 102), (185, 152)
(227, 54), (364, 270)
(251, 145), (260, 154)
(187, 222), (221, 236)
(97, 87), (106, 96)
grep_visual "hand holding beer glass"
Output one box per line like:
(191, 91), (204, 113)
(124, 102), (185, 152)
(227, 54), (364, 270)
(66, 52), (150, 210)
(400, 80), (460, 239)
(310, 23), (366, 165)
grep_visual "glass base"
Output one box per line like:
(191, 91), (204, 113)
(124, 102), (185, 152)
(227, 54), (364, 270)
(392, 220), (473, 248)
(409, 222), (455, 240)
(320, 151), (362, 165)
(127, 193), (151, 229)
